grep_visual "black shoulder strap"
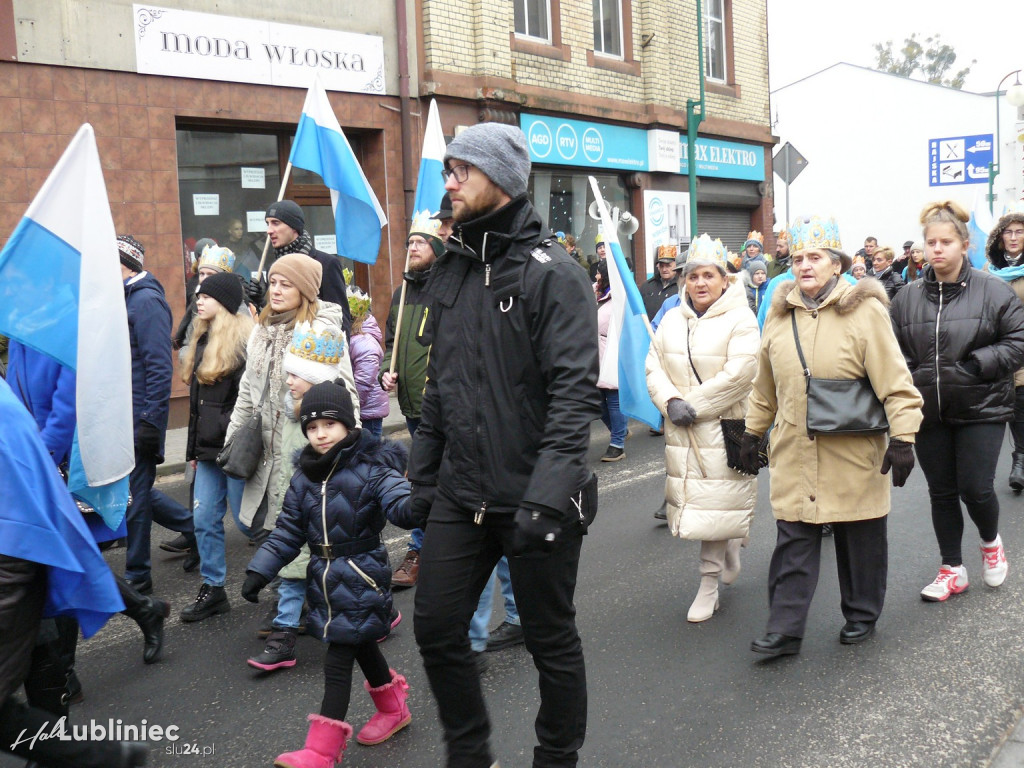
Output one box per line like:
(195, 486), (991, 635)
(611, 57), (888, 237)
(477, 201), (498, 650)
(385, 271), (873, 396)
(684, 323), (702, 385)
(790, 311), (810, 378)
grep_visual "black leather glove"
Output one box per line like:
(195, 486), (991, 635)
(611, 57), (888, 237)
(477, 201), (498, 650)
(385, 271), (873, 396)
(738, 432), (763, 476)
(408, 483), (436, 529)
(241, 571), (270, 603)
(666, 398), (697, 427)
(136, 421), (162, 457)
(246, 277), (265, 308)
(881, 438), (915, 487)
(512, 505), (564, 556)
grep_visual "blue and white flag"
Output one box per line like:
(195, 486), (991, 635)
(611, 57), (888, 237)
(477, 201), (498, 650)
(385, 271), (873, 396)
(412, 99), (447, 220)
(588, 176), (662, 429)
(289, 73), (387, 264)
(0, 124), (133, 529)
(967, 192), (995, 269)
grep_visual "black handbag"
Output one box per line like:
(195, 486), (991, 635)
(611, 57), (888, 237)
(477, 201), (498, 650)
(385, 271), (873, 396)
(216, 369), (270, 480)
(685, 331), (767, 473)
(791, 312), (889, 436)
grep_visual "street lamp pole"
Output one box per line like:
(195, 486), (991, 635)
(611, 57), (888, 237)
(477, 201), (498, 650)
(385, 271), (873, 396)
(987, 69), (1024, 214)
(686, 0), (706, 239)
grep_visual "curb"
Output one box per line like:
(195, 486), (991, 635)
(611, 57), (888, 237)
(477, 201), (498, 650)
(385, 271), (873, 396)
(156, 419), (411, 479)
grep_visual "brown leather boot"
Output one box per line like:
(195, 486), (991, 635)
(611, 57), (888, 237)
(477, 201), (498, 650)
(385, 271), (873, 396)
(391, 550), (420, 589)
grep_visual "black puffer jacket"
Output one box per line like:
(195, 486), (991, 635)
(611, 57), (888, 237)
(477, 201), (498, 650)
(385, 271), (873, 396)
(185, 333), (245, 462)
(247, 432), (415, 645)
(407, 196), (601, 521)
(890, 261), (1024, 427)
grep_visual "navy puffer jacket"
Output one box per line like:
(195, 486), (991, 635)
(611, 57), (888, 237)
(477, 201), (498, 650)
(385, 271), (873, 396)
(247, 431), (414, 645)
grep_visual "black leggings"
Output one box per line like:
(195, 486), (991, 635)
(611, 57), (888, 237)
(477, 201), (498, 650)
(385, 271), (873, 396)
(915, 422), (1004, 567)
(320, 641), (391, 721)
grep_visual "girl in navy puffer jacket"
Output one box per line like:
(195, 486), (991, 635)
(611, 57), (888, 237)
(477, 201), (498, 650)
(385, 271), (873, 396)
(242, 381), (418, 767)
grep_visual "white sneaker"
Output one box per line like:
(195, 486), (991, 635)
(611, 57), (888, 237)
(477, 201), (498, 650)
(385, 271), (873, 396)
(981, 536), (1009, 587)
(920, 565), (969, 602)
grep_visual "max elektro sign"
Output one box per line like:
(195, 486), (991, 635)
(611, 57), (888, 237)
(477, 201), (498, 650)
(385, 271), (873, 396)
(133, 5), (385, 94)
(520, 114), (764, 181)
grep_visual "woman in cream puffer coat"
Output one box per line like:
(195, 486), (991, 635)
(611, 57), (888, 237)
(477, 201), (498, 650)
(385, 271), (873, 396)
(646, 254), (760, 623)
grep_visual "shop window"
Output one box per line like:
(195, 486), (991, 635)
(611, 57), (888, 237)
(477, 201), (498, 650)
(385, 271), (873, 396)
(515, 0), (551, 42)
(592, 0), (622, 58)
(175, 126), (355, 291)
(528, 171), (633, 270)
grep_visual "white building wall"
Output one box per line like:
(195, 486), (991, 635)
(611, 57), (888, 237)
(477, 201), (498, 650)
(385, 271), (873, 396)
(771, 63), (1022, 250)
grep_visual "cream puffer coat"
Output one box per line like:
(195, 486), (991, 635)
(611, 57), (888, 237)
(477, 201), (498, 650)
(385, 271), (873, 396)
(746, 279), (923, 524)
(225, 300), (359, 530)
(646, 276), (760, 539)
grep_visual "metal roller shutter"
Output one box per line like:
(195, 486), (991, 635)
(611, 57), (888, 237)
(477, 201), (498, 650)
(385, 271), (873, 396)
(696, 206), (753, 255)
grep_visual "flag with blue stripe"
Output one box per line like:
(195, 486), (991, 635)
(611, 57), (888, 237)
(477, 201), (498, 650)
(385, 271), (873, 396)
(0, 123), (133, 531)
(588, 176), (662, 429)
(412, 99), (447, 220)
(289, 73), (387, 264)
(967, 193), (994, 269)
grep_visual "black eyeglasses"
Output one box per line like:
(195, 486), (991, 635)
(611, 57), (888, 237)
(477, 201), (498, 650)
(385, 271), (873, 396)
(441, 164), (471, 183)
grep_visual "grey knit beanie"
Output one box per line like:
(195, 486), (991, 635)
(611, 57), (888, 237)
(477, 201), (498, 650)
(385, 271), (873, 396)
(266, 200), (305, 235)
(444, 123), (531, 198)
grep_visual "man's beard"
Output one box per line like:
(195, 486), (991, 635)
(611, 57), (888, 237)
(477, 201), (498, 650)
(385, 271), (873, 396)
(453, 185), (508, 223)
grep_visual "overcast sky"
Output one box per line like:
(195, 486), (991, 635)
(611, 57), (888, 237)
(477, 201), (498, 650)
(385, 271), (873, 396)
(767, 0), (1024, 94)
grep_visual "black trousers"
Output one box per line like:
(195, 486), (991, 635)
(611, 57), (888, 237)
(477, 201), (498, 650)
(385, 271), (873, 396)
(320, 641), (391, 721)
(765, 517), (888, 638)
(1011, 386), (1024, 460)
(413, 493), (586, 768)
(915, 422), (1003, 566)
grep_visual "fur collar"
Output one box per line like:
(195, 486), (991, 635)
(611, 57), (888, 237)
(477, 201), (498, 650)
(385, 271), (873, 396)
(768, 277), (888, 320)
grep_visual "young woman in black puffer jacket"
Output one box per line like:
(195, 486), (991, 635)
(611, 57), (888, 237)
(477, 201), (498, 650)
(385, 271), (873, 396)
(242, 382), (420, 768)
(891, 201), (1024, 604)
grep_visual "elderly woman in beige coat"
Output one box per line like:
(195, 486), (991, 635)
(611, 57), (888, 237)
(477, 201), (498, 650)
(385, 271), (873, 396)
(740, 216), (923, 658)
(646, 234), (760, 623)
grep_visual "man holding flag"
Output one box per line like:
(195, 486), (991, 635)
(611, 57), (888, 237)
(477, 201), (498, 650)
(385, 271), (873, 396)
(407, 122), (599, 767)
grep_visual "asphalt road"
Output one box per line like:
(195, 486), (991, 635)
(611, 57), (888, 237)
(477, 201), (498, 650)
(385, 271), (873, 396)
(5, 424), (1024, 768)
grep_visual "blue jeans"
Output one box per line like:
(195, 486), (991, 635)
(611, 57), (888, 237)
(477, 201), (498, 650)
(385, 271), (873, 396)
(362, 418), (383, 438)
(469, 556), (519, 651)
(193, 460), (247, 587)
(600, 389), (628, 448)
(275, 577), (307, 631)
(125, 452), (194, 581)
(405, 416), (424, 552)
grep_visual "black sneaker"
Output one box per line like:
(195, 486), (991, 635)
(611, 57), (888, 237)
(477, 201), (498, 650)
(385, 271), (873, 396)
(180, 584), (231, 622)
(486, 621), (525, 652)
(159, 533), (191, 554)
(247, 631), (297, 671)
(601, 445), (625, 462)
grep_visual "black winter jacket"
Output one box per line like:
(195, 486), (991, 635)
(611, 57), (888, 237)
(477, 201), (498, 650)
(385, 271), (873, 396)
(890, 262), (1024, 427)
(185, 333), (245, 462)
(247, 432), (415, 645)
(407, 196), (601, 522)
(639, 275), (679, 320)
(874, 266), (905, 302)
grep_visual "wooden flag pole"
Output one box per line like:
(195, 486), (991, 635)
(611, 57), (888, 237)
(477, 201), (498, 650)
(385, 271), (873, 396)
(387, 245), (413, 375)
(254, 161), (295, 280)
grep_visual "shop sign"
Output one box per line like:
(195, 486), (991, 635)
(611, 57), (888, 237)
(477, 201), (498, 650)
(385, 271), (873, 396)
(648, 129), (681, 173)
(642, 190), (690, 278)
(521, 114), (649, 171)
(133, 5), (386, 94)
(679, 137), (764, 181)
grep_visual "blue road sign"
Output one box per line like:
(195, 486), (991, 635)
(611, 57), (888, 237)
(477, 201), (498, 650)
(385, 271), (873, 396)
(929, 134), (993, 186)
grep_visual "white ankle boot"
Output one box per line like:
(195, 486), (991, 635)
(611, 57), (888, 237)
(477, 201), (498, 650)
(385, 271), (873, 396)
(687, 575), (719, 622)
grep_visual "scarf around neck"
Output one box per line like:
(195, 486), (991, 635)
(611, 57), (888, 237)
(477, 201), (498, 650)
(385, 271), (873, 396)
(275, 230), (314, 258)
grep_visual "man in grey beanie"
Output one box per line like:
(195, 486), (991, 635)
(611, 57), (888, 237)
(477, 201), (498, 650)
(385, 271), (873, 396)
(407, 121), (600, 767)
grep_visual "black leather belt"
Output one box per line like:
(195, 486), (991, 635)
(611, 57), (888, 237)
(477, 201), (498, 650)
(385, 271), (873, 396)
(311, 536), (379, 560)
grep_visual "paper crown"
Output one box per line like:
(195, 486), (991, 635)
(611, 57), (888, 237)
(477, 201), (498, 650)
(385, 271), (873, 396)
(287, 322), (343, 366)
(409, 209), (442, 240)
(684, 233), (728, 270)
(852, 255), (866, 266)
(788, 215), (842, 254)
(198, 245), (235, 273)
(347, 285), (371, 321)
(775, 229), (789, 244)
(743, 230), (764, 250)
(656, 244), (678, 262)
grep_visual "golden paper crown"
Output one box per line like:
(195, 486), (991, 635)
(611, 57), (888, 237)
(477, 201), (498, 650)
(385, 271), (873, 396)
(788, 215), (842, 254)
(287, 322), (343, 365)
(656, 244), (678, 262)
(684, 233), (728, 270)
(409, 209), (441, 240)
(198, 245), (235, 273)
(347, 286), (371, 321)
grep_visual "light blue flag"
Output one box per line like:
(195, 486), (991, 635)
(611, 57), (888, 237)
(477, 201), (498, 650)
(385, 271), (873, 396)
(588, 177), (662, 429)
(289, 73), (387, 264)
(412, 99), (447, 220)
(0, 124), (133, 530)
(967, 193), (995, 269)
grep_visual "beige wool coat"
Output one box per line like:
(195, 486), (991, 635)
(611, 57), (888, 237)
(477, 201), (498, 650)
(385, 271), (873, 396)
(745, 278), (923, 524)
(646, 276), (760, 539)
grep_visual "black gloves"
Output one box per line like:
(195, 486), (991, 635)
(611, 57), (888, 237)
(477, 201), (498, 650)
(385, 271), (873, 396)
(512, 505), (564, 556)
(246, 278), (265, 308)
(738, 432), (763, 476)
(136, 421), (162, 457)
(666, 399), (697, 427)
(408, 483), (436, 529)
(241, 571), (270, 603)
(881, 438), (915, 487)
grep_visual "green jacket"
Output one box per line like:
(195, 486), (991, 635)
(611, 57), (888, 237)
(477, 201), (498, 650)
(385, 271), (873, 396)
(380, 269), (432, 419)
